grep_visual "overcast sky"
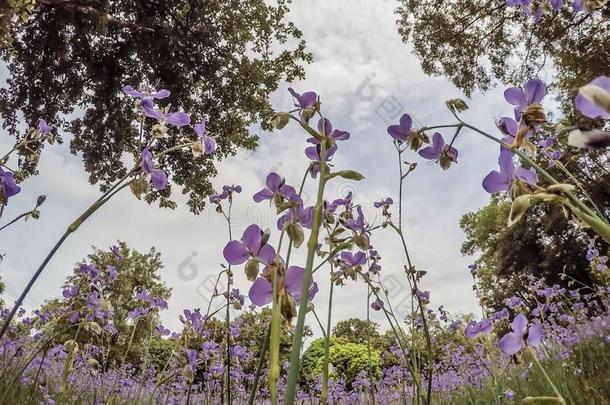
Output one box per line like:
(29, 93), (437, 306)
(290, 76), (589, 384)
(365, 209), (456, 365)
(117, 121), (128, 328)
(0, 0), (551, 339)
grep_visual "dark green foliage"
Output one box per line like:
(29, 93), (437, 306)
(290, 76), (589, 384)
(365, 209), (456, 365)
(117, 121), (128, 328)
(395, 0), (610, 112)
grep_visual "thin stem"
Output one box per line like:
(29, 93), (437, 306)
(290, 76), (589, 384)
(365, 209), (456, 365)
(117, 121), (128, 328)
(320, 279), (334, 404)
(247, 323), (271, 405)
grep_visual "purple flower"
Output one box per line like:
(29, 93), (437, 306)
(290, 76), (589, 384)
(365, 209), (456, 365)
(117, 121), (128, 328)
(219, 184), (242, 200)
(287, 88), (317, 109)
(374, 197), (393, 209)
(310, 118), (350, 145)
(223, 224), (276, 266)
(0, 167), (21, 203)
(253, 172), (297, 203)
(127, 307), (150, 319)
(194, 117), (216, 155)
(340, 251), (367, 267)
(38, 118), (53, 136)
(156, 325), (171, 336)
(574, 76), (610, 119)
(499, 314), (543, 355)
(371, 297), (384, 311)
(549, 0), (564, 10)
(185, 348), (198, 372)
(507, 295), (523, 308)
(305, 144), (337, 178)
(122, 85), (171, 100)
(62, 286), (80, 299)
(387, 114), (414, 142)
(140, 148), (168, 190)
(482, 149), (537, 193)
(497, 116), (532, 146)
(248, 266), (318, 306)
(468, 264), (478, 275)
(464, 318), (493, 339)
(493, 308), (510, 321)
(140, 98), (191, 127)
(277, 200), (314, 230)
(504, 79), (546, 119)
(418, 132), (458, 162)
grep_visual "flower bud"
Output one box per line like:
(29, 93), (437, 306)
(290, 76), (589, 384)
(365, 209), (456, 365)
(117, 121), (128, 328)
(191, 141), (204, 157)
(245, 259), (259, 281)
(130, 177), (150, 200)
(271, 112), (290, 130)
(151, 123), (168, 139)
(36, 195), (47, 206)
(446, 98), (469, 113)
(286, 223), (304, 248)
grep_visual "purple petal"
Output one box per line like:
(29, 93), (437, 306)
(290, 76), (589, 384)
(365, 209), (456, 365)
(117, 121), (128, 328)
(150, 170), (168, 190)
(387, 125), (408, 142)
(511, 313), (528, 334)
(478, 319), (493, 334)
(305, 146), (321, 161)
(353, 251), (367, 266)
(504, 87), (526, 107)
(497, 117), (518, 137)
(318, 118), (332, 137)
(333, 130), (350, 141)
(498, 149), (516, 177)
(38, 118), (53, 135)
(399, 113), (412, 131)
(418, 146), (440, 160)
(284, 266), (305, 296)
(524, 79), (546, 104)
(223, 241), (250, 265)
(514, 167), (538, 186)
(166, 111), (191, 127)
(140, 148), (154, 173)
(242, 224), (263, 253)
(575, 76), (610, 119)
(482, 171), (510, 193)
(153, 89), (171, 99)
(203, 136), (216, 154)
(249, 278), (273, 306)
(526, 324), (543, 347)
(253, 189), (274, 203)
(299, 91), (317, 108)
(122, 85), (144, 98)
(266, 172), (283, 192)
(464, 323), (478, 339)
(0, 171), (21, 197)
(257, 244), (276, 265)
(499, 332), (523, 356)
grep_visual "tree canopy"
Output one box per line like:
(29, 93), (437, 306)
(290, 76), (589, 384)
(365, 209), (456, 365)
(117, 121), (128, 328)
(0, 0), (310, 212)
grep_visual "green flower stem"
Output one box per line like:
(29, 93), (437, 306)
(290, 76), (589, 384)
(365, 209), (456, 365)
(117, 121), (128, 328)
(268, 265), (281, 405)
(283, 125), (329, 405)
(394, 146), (433, 405)
(532, 352), (566, 404)
(247, 322), (271, 405)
